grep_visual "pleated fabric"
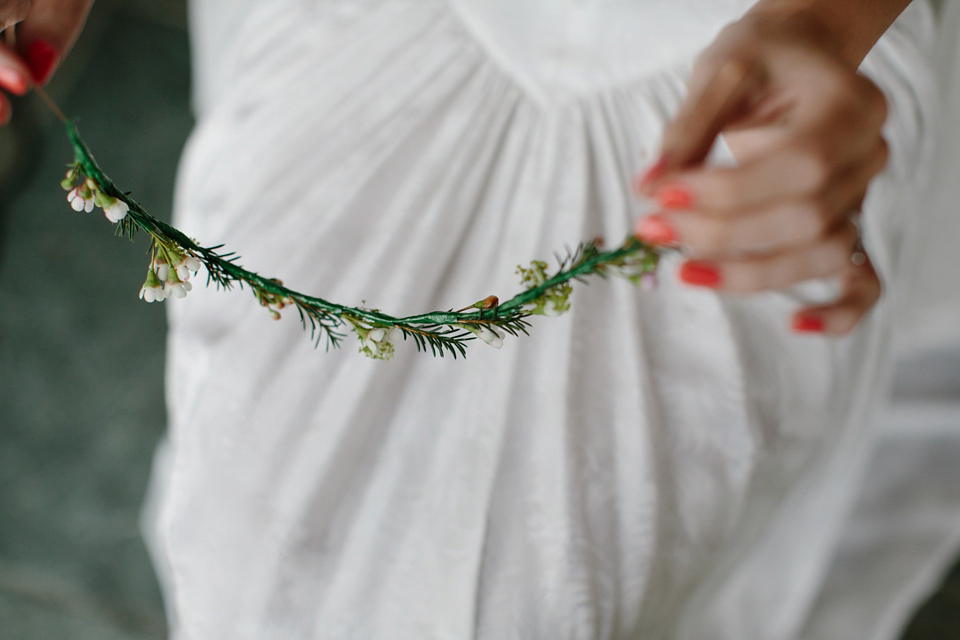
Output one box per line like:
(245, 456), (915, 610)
(143, 2), (936, 638)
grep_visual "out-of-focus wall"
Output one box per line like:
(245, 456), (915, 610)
(0, 2), (190, 637)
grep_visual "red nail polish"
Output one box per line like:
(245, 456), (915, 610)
(635, 155), (670, 194)
(792, 315), (825, 333)
(657, 184), (694, 210)
(25, 40), (58, 85)
(0, 67), (28, 96)
(679, 261), (721, 287)
(635, 214), (677, 245)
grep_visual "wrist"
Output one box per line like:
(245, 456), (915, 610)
(744, 0), (911, 68)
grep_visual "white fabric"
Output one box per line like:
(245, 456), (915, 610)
(894, 0), (960, 352)
(143, 2), (942, 639)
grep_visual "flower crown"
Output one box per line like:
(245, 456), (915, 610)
(49, 93), (666, 360)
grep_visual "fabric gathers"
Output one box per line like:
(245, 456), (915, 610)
(141, 2), (943, 639)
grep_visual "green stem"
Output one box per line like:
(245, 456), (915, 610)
(64, 118), (665, 354)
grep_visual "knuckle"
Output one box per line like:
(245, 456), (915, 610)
(803, 201), (833, 237)
(854, 265), (884, 304)
(859, 77), (889, 121)
(822, 70), (862, 107)
(796, 148), (834, 191)
(873, 137), (890, 172)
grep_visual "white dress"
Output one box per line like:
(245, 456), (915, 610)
(143, 1), (941, 639)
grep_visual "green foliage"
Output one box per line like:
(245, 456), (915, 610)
(62, 119), (668, 360)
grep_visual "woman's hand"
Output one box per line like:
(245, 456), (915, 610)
(0, 0), (93, 124)
(634, 3), (908, 335)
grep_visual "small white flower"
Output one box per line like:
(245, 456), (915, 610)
(364, 327), (386, 349)
(103, 198), (129, 223)
(139, 270), (165, 303)
(359, 325), (399, 360)
(140, 286), (163, 303)
(164, 254), (201, 281)
(476, 326), (504, 349)
(165, 279), (193, 299)
(67, 187), (94, 212)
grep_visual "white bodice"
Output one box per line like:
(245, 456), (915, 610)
(448, 0), (754, 98)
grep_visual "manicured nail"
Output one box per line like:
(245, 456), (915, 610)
(0, 67), (28, 96)
(792, 315), (825, 333)
(634, 155), (670, 194)
(635, 214), (677, 245)
(25, 40), (58, 85)
(679, 261), (721, 287)
(656, 183), (694, 210)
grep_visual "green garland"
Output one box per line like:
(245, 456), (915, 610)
(59, 118), (667, 360)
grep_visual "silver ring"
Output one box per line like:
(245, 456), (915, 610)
(847, 212), (867, 266)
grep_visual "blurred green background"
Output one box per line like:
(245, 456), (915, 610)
(0, 1), (957, 638)
(0, 1), (189, 637)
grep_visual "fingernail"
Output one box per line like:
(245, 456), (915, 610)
(635, 214), (677, 245)
(0, 100), (9, 126)
(0, 67), (28, 96)
(792, 315), (825, 333)
(656, 183), (694, 210)
(634, 155), (670, 194)
(25, 40), (58, 85)
(679, 261), (721, 287)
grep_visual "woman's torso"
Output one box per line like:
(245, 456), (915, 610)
(152, 2), (935, 638)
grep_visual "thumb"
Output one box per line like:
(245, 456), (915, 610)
(16, 0), (94, 85)
(640, 59), (755, 194)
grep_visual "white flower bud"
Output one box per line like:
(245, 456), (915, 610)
(103, 199), (129, 223)
(477, 326), (504, 349)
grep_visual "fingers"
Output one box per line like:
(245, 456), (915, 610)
(0, 0), (92, 127)
(791, 257), (882, 336)
(635, 137), (888, 257)
(15, 0), (93, 85)
(672, 132), (884, 214)
(641, 57), (758, 186)
(674, 217), (861, 294)
(0, 41), (32, 94)
(0, 1), (31, 30)
(0, 91), (10, 124)
(0, 36), (32, 128)
(669, 218), (883, 337)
